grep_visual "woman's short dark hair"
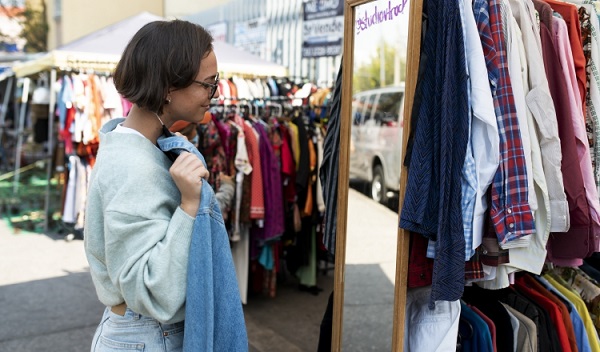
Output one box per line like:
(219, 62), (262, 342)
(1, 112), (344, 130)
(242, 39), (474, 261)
(114, 20), (214, 114)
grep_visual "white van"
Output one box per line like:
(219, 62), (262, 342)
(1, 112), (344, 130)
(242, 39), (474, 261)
(349, 85), (404, 204)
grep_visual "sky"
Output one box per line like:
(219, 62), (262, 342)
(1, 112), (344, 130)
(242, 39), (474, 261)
(353, 0), (410, 67)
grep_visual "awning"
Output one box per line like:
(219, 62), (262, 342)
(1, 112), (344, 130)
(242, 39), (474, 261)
(12, 12), (287, 78)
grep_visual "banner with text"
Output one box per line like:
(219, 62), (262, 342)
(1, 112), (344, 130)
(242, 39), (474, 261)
(302, 0), (344, 58)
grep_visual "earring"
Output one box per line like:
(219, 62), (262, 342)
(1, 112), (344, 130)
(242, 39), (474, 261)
(165, 96), (172, 104)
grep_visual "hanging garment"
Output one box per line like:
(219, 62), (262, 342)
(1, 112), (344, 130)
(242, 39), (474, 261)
(462, 286), (515, 352)
(469, 284), (560, 352)
(403, 287), (461, 352)
(238, 118), (265, 220)
(501, 303), (538, 352)
(231, 223), (250, 304)
(553, 266), (600, 331)
(293, 115), (310, 211)
(464, 0), (501, 255)
(198, 117), (228, 189)
(426, 0), (478, 261)
(534, 0), (593, 262)
(480, 0), (536, 246)
(63, 155), (85, 224)
(544, 274), (600, 351)
(511, 0), (569, 233)
(481, 0), (554, 290)
(400, 0), (469, 305)
(502, 303), (521, 352)
(501, 0), (538, 252)
(521, 274), (579, 351)
(320, 60), (343, 256)
(251, 122), (285, 243)
(552, 15), (600, 263)
(515, 275), (575, 352)
(459, 301), (494, 352)
(572, 2), (600, 196)
(537, 275), (593, 352)
(545, 0), (588, 111)
(468, 305), (498, 352)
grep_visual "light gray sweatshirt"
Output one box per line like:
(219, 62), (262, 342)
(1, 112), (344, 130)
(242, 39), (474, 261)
(84, 118), (195, 324)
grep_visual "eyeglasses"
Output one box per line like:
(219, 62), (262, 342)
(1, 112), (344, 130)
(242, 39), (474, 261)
(193, 72), (219, 98)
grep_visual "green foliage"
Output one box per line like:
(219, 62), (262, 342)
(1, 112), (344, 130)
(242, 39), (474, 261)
(21, 2), (47, 52)
(352, 40), (406, 94)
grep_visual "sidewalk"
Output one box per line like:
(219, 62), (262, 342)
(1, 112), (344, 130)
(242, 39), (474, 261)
(0, 220), (102, 352)
(0, 188), (398, 351)
(0, 219), (333, 352)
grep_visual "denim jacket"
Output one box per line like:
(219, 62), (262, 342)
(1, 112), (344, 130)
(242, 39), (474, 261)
(157, 135), (248, 352)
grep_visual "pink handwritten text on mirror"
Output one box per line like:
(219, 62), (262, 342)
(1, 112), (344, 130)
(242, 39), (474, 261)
(355, 0), (409, 35)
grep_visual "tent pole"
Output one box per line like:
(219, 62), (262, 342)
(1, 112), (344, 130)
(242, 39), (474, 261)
(43, 69), (57, 234)
(0, 76), (14, 170)
(0, 76), (14, 149)
(13, 77), (30, 196)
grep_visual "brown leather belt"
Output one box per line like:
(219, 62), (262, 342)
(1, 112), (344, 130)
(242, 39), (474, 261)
(111, 303), (127, 316)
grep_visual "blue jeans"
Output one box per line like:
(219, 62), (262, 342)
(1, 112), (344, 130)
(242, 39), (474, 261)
(91, 307), (184, 351)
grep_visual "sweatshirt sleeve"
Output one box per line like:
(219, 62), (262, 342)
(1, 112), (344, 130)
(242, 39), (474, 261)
(103, 205), (194, 323)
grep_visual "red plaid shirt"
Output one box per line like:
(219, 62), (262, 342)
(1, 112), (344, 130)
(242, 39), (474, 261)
(474, 0), (536, 246)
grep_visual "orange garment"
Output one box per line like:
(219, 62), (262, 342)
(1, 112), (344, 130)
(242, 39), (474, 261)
(88, 75), (103, 143)
(238, 118), (264, 220)
(227, 80), (238, 103)
(544, 0), (587, 116)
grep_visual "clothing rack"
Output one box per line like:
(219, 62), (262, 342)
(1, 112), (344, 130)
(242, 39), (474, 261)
(5, 61), (116, 234)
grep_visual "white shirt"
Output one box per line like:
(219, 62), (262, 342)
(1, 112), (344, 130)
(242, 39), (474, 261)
(502, 0), (535, 250)
(513, 0), (569, 233)
(463, 0), (500, 252)
(404, 287), (461, 352)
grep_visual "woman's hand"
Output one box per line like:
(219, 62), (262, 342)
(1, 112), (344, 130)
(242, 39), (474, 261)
(170, 151), (209, 216)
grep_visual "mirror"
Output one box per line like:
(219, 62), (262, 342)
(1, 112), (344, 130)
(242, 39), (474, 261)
(334, 0), (414, 350)
(344, 0), (409, 349)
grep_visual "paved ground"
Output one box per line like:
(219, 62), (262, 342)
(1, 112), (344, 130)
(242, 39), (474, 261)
(0, 188), (398, 352)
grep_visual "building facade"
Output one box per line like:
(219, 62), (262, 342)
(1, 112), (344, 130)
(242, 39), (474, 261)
(184, 0), (343, 87)
(40, 0), (341, 86)
(44, 0), (227, 50)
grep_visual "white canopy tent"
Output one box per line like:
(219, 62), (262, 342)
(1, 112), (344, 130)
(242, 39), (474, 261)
(11, 12), (288, 78)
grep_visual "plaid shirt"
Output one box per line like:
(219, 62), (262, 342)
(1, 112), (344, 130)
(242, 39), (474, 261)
(473, 0), (536, 245)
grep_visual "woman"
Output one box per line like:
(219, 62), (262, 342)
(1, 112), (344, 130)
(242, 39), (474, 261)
(84, 19), (220, 351)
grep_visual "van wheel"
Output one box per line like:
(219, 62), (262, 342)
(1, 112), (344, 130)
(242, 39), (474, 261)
(371, 165), (387, 204)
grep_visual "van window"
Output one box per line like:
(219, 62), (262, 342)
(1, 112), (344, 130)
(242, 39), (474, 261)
(374, 92), (403, 125)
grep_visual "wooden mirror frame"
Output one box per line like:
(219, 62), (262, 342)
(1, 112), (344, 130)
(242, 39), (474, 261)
(332, 0), (424, 350)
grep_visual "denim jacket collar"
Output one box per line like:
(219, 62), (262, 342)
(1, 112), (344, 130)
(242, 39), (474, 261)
(157, 134), (207, 168)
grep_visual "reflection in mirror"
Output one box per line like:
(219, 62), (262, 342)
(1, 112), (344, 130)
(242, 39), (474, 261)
(343, 0), (410, 350)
